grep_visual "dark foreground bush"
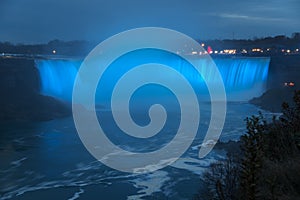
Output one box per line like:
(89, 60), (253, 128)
(195, 91), (300, 200)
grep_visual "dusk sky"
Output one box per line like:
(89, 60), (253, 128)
(0, 0), (299, 43)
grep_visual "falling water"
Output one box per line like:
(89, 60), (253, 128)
(36, 50), (270, 102)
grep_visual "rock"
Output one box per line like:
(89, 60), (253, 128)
(0, 57), (71, 121)
(249, 87), (296, 112)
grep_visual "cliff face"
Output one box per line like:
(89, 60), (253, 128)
(249, 88), (295, 112)
(250, 55), (300, 112)
(267, 55), (300, 89)
(0, 58), (71, 121)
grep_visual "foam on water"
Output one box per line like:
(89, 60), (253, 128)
(0, 103), (275, 199)
(67, 188), (84, 200)
(127, 171), (170, 200)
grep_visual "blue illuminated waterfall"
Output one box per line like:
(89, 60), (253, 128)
(36, 55), (270, 102)
(36, 59), (82, 101)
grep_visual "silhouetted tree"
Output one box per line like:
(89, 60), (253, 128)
(195, 154), (240, 200)
(239, 115), (265, 200)
(197, 91), (300, 200)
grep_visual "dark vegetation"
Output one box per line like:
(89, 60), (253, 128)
(205, 32), (300, 54)
(0, 58), (71, 121)
(195, 91), (300, 200)
(0, 33), (299, 57)
(0, 40), (94, 57)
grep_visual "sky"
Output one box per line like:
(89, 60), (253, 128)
(0, 0), (299, 43)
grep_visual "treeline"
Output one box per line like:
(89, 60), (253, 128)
(203, 32), (300, 52)
(0, 39), (95, 56)
(1, 33), (300, 56)
(195, 91), (300, 200)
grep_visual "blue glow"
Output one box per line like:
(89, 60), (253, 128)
(36, 52), (270, 102)
(36, 59), (81, 101)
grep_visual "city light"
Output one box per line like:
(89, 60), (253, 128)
(284, 82), (295, 87)
(252, 48), (262, 52)
(223, 49), (236, 54)
(183, 43), (300, 55)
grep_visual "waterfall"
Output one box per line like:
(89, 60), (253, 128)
(36, 52), (270, 102)
(36, 59), (81, 102)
